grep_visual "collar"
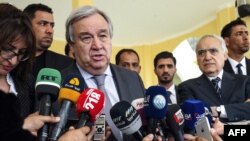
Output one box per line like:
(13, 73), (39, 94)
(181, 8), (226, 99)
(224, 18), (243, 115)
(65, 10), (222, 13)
(76, 64), (113, 80)
(6, 73), (17, 95)
(167, 84), (176, 96)
(157, 84), (176, 95)
(228, 57), (246, 68)
(207, 70), (223, 81)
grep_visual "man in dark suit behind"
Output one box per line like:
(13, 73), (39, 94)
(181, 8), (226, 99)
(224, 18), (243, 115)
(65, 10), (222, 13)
(221, 18), (250, 75)
(153, 51), (180, 104)
(62, 6), (145, 141)
(178, 34), (250, 122)
(23, 3), (73, 78)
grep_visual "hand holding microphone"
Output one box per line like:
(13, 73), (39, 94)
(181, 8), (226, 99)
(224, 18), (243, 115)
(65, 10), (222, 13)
(35, 68), (61, 141)
(76, 88), (105, 128)
(49, 74), (85, 141)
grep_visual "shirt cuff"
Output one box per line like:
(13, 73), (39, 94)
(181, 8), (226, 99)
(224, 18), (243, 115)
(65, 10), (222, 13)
(219, 105), (227, 118)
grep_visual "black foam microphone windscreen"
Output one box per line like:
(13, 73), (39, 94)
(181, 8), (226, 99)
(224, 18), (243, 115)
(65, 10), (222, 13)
(110, 101), (145, 141)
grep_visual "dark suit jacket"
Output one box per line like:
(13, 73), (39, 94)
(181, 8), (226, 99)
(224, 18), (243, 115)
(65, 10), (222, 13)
(224, 58), (250, 75)
(60, 63), (145, 141)
(0, 90), (36, 141)
(174, 85), (181, 104)
(11, 72), (35, 118)
(44, 50), (73, 70)
(33, 50), (73, 78)
(178, 72), (250, 121)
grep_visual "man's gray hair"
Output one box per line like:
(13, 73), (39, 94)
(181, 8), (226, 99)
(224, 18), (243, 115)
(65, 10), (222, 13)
(196, 34), (228, 53)
(65, 6), (113, 43)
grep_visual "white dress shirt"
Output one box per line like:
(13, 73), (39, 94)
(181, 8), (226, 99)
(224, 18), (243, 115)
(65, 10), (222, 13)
(167, 84), (177, 104)
(228, 57), (247, 75)
(6, 73), (17, 96)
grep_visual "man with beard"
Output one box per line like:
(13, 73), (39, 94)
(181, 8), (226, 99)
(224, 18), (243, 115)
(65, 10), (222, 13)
(221, 18), (250, 75)
(154, 51), (179, 104)
(23, 4), (73, 78)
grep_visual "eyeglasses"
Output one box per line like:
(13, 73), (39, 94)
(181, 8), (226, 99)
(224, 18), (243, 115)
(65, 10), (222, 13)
(0, 44), (29, 61)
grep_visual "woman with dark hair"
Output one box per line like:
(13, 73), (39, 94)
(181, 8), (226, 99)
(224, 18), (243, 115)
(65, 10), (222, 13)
(0, 4), (96, 141)
(0, 4), (49, 140)
(0, 4), (36, 118)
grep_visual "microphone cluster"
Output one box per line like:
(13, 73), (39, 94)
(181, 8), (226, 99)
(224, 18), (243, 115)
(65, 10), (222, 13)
(109, 86), (213, 141)
(109, 86), (186, 141)
(35, 68), (105, 141)
(35, 69), (213, 141)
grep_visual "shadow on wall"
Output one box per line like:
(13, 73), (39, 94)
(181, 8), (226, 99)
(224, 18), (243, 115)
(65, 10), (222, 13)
(173, 38), (202, 83)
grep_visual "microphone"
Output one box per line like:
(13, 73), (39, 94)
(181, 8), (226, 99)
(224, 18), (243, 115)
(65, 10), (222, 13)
(181, 99), (206, 134)
(110, 100), (145, 141)
(131, 98), (148, 127)
(35, 68), (61, 141)
(165, 104), (185, 141)
(76, 88), (105, 128)
(203, 102), (213, 125)
(144, 86), (168, 136)
(49, 74), (85, 141)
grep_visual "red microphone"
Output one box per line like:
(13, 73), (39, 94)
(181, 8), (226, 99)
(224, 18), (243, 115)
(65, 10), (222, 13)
(76, 88), (105, 128)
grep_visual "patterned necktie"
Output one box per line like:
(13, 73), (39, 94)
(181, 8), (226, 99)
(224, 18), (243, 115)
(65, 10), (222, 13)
(93, 75), (122, 141)
(211, 77), (221, 96)
(236, 63), (243, 75)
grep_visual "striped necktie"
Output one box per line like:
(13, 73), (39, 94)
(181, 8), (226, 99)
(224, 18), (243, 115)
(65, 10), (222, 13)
(211, 77), (221, 96)
(93, 75), (122, 141)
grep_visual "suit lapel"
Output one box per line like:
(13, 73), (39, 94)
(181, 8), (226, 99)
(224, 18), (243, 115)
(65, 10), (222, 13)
(224, 59), (234, 74)
(245, 58), (250, 75)
(196, 75), (222, 104)
(110, 64), (130, 102)
(175, 85), (180, 104)
(61, 62), (88, 89)
(220, 72), (236, 103)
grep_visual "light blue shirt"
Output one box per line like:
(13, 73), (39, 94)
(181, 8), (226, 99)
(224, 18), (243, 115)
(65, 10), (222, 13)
(76, 64), (120, 105)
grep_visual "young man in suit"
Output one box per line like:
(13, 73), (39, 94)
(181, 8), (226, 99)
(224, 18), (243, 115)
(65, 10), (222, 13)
(153, 51), (179, 104)
(62, 6), (145, 141)
(115, 49), (141, 74)
(23, 3), (73, 78)
(221, 18), (250, 75)
(178, 34), (250, 122)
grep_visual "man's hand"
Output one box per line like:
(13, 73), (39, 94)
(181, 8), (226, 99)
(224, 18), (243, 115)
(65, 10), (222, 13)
(58, 126), (90, 141)
(142, 134), (162, 141)
(210, 128), (223, 141)
(212, 117), (224, 135)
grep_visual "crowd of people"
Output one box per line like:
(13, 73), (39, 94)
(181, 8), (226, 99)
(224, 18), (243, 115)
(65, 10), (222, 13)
(0, 2), (249, 141)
